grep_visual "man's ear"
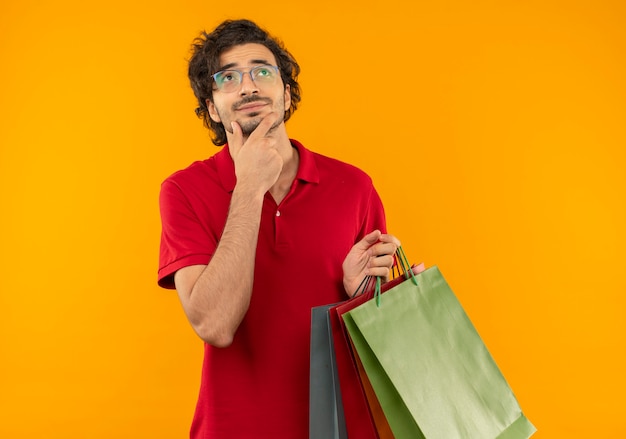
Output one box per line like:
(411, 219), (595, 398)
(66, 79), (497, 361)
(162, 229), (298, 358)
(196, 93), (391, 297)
(206, 99), (221, 123)
(283, 84), (291, 113)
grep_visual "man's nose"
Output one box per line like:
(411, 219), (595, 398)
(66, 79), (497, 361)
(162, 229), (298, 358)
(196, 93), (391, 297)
(238, 71), (259, 95)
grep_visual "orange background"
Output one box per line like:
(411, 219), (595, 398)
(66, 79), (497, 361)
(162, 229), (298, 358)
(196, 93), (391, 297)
(1, 0), (625, 437)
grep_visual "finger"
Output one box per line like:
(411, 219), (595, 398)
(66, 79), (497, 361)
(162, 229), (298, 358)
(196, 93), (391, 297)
(370, 242), (398, 258)
(378, 233), (401, 247)
(369, 254), (395, 269)
(247, 112), (280, 142)
(353, 230), (382, 251)
(230, 121), (243, 149)
(366, 265), (391, 282)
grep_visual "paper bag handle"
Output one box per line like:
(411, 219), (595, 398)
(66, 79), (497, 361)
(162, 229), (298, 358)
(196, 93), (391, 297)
(351, 246), (419, 306)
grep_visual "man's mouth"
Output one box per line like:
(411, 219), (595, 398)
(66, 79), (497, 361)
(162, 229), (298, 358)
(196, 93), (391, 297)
(237, 103), (266, 112)
(234, 97), (271, 112)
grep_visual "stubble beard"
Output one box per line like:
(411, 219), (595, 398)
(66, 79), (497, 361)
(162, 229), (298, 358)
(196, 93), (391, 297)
(237, 113), (283, 136)
(223, 96), (284, 136)
(238, 113), (263, 135)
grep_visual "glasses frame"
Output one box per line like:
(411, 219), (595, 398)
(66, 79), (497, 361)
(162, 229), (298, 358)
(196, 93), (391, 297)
(211, 64), (280, 93)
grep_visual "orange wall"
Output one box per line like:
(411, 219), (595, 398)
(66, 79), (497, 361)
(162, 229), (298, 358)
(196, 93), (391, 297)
(1, 0), (625, 437)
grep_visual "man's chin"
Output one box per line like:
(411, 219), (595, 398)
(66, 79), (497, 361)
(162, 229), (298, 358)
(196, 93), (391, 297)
(223, 117), (261, 135)
(238, 116), (282, 136)
(239, 117), (263, 136)
(224, 113), (283, 137)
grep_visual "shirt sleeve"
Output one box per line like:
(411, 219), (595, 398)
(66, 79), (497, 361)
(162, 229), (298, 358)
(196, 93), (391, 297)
(358, 183), (388, 240)
(157, 179), (216, 289)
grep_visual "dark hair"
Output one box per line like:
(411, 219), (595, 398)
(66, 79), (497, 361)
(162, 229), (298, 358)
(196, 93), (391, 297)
(188, 19), (302, 146)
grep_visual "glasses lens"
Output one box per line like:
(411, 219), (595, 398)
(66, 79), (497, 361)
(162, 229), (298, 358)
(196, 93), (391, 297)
(214, 70), (241, 92)
(251, 65), (278, 83)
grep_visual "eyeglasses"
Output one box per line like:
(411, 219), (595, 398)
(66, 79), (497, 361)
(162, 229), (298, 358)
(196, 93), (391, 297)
(211, 65), (280, 93)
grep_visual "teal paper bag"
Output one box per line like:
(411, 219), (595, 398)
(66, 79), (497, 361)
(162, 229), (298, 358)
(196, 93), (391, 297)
(343, 265), (536, 439)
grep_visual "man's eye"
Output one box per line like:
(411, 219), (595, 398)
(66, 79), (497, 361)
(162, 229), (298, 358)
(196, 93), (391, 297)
(220, 72), (236, 82)
(254, 66), (276, 79)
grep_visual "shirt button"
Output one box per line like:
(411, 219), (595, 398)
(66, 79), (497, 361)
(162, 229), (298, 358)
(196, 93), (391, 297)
(276, 210), (281, 217)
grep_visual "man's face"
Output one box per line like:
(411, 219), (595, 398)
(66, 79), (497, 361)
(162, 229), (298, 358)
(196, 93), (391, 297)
(207, 43), (291, 138)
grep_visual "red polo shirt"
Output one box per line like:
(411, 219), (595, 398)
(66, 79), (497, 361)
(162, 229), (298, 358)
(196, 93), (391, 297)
(158, 139), (387, 438)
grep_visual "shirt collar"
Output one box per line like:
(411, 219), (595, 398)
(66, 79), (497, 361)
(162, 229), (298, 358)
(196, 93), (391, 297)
(216, 138), (320, 192)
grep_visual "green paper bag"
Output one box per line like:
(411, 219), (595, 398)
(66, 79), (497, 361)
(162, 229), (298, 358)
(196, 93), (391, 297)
(343, 265), (536, 439)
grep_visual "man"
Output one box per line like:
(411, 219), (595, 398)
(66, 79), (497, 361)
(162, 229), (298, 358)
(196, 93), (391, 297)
(158, 19), (399, 438)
